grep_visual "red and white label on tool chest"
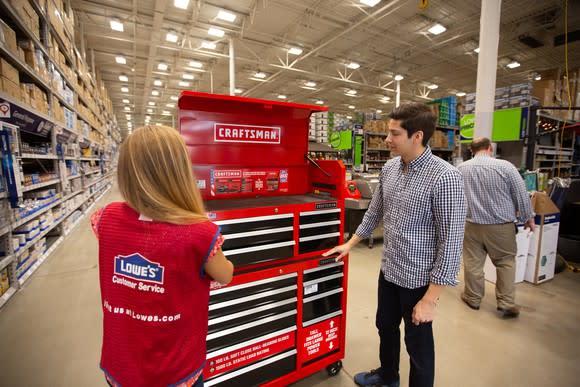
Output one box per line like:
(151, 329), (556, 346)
(214, 123), (281, 144)
(210, 168), (289, 196)
(299, 317), (341, 362)
(204, 331), (296, 378)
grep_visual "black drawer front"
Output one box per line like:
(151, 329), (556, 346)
(227, 244), (294, 266)
(222, 230), (293, 250)
(210, 275), (297, 306)
(208, 300), (297, 335)
(302, 291), (343, 322)
(206, 312), (297, 353)
(206, 351), (296, 387)
(303, 263), (343, 282)
(299, 236), (339, 254)
(210, 288), (297, 319)
(218, 217), (293, 234)
(299, 224), (340, 238)
(304, 277), (343, 297)
(299, 211), (340, 225)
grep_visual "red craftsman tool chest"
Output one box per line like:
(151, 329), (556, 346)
(179, 92), (348, 386)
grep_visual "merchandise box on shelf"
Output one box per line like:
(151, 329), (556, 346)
(525, 192), (560, 284)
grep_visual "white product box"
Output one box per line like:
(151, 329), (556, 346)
(484, 225), (532, 284)
(525, 193), (560, 284)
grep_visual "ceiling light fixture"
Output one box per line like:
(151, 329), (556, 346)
(156, 123), (162, 126)
(456, 92), (466, 97)
(315, 100), (324, 105)
(360, 0), (381, 6)
(162, 111), (171, 116)
(148, 102), (155, 106)
(534, 74), (542, 81)
(124, 106), (130, 111)
(170, 96), (178, 101)
(428, 84), (438, 89)
(208, 27), (225, 37)
(347, 62), (360, 69)
(305, 81), (317, 87)
(254, 71), (266, 79)
(182, 73), (194, 80)
(147, 108), (153, 113)
(277, 95), (287, 99)
(119, 75), (129, 82)
(115, 56), (126, 64)
(166, 31), (179, 43)
(121, 87), (129, 93)
(217, 10), (237, 22)
(145, 115), (151, 120)
(174, 0), (189, 9)
(376, 109), (382, 113)
(507, 61), (521, 69)
(394, 74), (404, 81)
(188, 61), (203, 68)
(348, 105), (355, 109)
(346, 89), (357, 95)
(474, 47), (480, 53)
(288, 47), (303, 55)
(110, 19), (124, 32)
(428, 23), (447, 35)
(346, 115), (353, 119)
(125, 115), (131, 120)
(201, 41), (217, 50)
(234, 88), (243, 94)
(151, 90), (159, 96)
(158, 63), (168, 71)
(179, 81), (190, 87)
(122, 99), (130, 104)
(153, 79), (162, 86)
(166, 103), (175, 108)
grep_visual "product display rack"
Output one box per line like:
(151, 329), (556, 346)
(0, 0), (120, 307)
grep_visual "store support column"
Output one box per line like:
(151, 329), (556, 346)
(474, 0), (501, 139)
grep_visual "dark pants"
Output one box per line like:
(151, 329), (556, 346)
(376, 272), (434, 387)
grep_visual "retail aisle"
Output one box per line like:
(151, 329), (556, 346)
(0, 183), (579, 386)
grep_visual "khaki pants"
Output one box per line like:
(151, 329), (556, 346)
(462, 222), (517, 309)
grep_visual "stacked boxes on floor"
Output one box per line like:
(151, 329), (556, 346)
(311, 112), (332, 143)
(428, 96), (458, 127)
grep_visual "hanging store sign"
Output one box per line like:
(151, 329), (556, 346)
(214, 123), (281, 144)
(0, 98), (54, 137)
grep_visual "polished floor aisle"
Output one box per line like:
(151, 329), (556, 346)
(0, 184), (579, 386)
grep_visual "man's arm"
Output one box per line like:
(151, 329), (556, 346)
(507, 165), (534, 230)
(412, 283), (444, 325)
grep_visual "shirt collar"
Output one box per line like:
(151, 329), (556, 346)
(399, 146), (432, 172)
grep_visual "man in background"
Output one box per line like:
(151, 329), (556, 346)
(458, 137), (535, 318)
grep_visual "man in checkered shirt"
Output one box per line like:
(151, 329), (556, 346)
(457, 137), (535, 319)
(324, 102), (466, 387)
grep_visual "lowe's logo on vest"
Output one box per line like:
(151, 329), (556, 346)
(114, 254), (165, 285)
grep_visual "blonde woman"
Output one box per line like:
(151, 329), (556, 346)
(91, 125), (233, 387)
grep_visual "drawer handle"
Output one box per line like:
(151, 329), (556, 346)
(210, 285), (297, 310)
(299, 220), (340, 229)
(299, 232), (340, 242)
(207, 326), (297, 360)
(303, 273), (344, 287)
(300, 208), (341, 216)
(210, 272), (297, 296)
(215, 213), (293, 225)
(303, 310), (343, 327)
(209, 297), (298, 326)
(223, 240), (295, 256)
(206, 310), (297, 340)
(303, 287), (343, 303)
(223, 226), (293, 239)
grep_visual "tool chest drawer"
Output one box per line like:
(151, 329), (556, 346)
(216, 214), (294, 234)
(302, 263), (345, 323)
(298, 209), (341, 254)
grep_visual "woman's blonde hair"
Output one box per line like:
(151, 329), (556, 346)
(117, 125), (207, 224)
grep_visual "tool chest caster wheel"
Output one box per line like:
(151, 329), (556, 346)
(326, 360), (342, 376)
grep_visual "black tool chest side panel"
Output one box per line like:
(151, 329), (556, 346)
(206, 313), (297, 353)
(299, 237), (339, 254)
(206, 351), (296, 387)
(222, 230), (294, 250)
(218, 217), (293, 234)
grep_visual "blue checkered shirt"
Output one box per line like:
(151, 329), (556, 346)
(355, 147), (467, 288)
(457, 154), (533, 224)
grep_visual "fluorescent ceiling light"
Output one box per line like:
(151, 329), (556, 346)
(360, 0), (381, 6)
(305, 81), (316, 87)
(217, 10), (237, 22)
(302, 86), (317, 91)
(119, 75), (128, 82)
(162, 111), (171, 115)
(110, 19), (124, 32)
(179, 81), (190, 87)
(380, 95), (390, 100)
(121, 87), (129, 93)
(182, 73), (194, 80)
(122, 99), (130, 104)
(201, 41), (217, 50)
(456, 92), (466, 97)
(208, 27), (225, 37)
(394, 74), (404, 81)
(316, 100), (324, 105)
(170, 96), (178, 101)
(189, 61), (203, 68)
(507, 61), (521, 69)
(166, 103), (175, 108)
(474, 47), (480, 53)
(346, 115), (352, 119)
(348, 105), (355, 109)
(277, 94), (287, 99)
(166, 32), (179, 43)
(151, 90), (160, 96)
(427, 84), (438, 89)
(346, 89), (357, 95)
(288, 47), (303, 55)
(153, 79), (163, 86)
(158, 63), (168, 71)
(148, 101), (156, 106)
(115, 56), (126, 64)
(145, 115), (151, 120)
(376, 109), (382, 113)
(234, 88), (243, 93)
(147, 108), (153, 113)
(156, 123), (162, 126)
(174, 0), (189, 9)
(124, 106), (130, 111)
(254, 71), (266, 79)
(428, 23), (446, 35)
(125, 114), (131, 119)
(534, 74), (542, 81)
(347, 62), (360, 69)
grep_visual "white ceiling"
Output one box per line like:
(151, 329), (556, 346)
(69, 0), (580, 136)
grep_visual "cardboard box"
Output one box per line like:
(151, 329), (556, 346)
(525, 193), (560, 284)
(484, 225), (532, 284)
(1, 77), (21, 99)
(0, 19), (18, 53)
(0, 59), (19, 83)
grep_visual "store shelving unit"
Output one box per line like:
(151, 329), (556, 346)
(0, 0), (120, 307)
(363, 132), (389, 172)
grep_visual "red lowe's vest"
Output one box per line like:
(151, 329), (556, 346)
(97, 202), (218, 386)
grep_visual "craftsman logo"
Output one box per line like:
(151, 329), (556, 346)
(114, 253), (165, 284)
(214, 123), (281, 144)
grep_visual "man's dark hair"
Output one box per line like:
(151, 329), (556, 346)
(388, 102), (436, 146)
(470, 137), (491, 153)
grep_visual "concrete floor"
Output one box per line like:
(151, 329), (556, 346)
(0, 185), (579, 386)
